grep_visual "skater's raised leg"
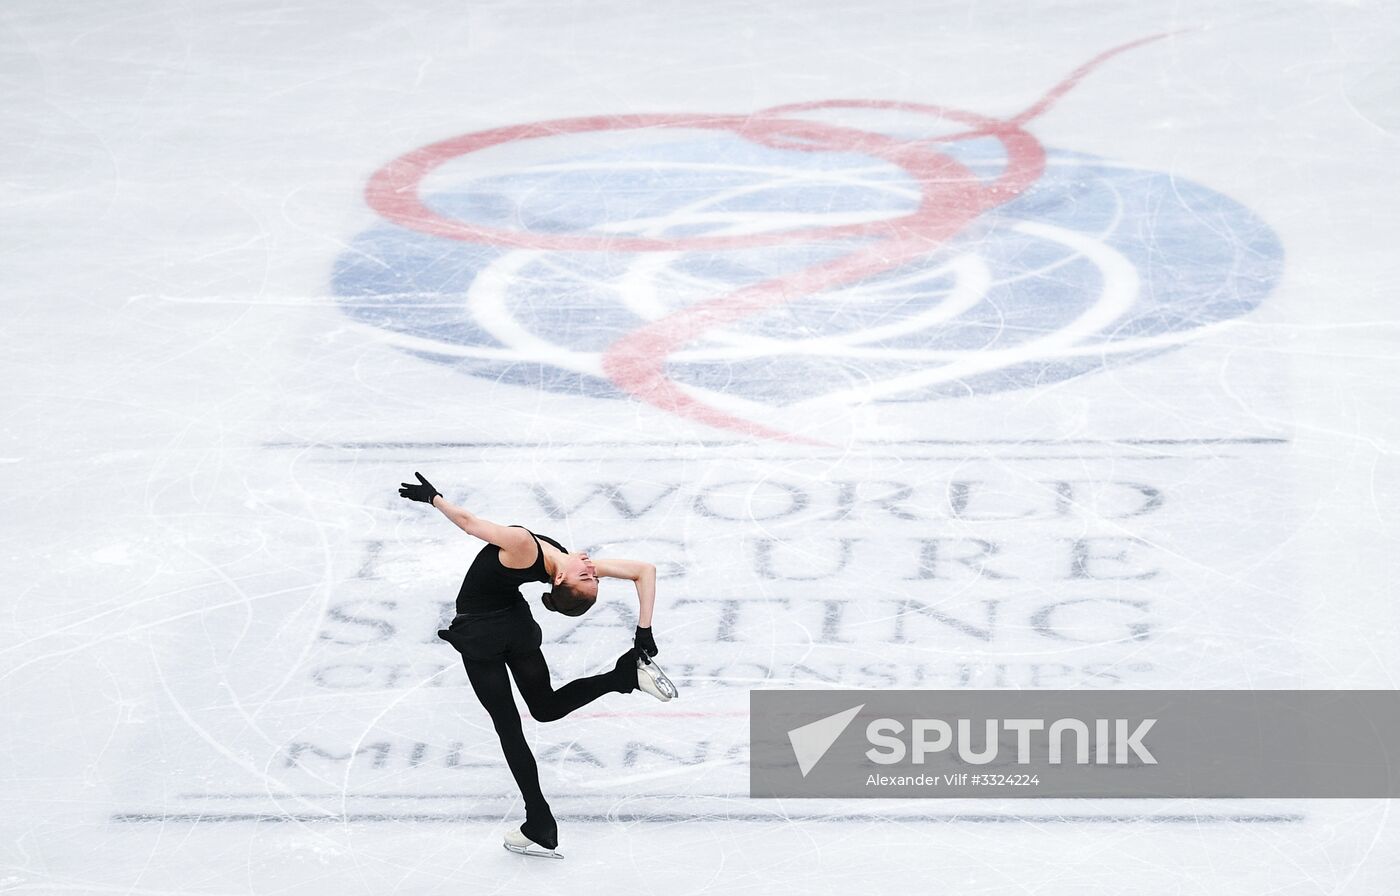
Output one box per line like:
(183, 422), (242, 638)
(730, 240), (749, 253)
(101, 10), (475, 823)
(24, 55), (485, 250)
(507, 647), (638, 722)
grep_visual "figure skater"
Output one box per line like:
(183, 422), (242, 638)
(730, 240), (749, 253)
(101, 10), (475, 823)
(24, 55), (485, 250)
(398, 472), (676, 859)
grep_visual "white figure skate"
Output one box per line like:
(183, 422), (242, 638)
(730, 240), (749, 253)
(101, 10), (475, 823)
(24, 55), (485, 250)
(503, 826), (563, 859)
(636, 654), (678, 701)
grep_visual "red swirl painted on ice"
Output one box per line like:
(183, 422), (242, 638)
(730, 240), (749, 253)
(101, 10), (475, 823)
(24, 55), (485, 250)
(365, 36), (1170, 444)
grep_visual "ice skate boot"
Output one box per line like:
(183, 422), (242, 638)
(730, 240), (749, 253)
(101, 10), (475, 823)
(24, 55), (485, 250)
(503, 825), (563, 859)
(636, 653), (678, 701)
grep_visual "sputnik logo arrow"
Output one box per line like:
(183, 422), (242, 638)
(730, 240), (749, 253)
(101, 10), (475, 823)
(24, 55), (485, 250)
(787, 704), (865, 777)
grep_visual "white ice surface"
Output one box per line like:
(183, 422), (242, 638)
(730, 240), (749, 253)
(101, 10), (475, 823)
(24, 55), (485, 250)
(3, 1), (1400, 893)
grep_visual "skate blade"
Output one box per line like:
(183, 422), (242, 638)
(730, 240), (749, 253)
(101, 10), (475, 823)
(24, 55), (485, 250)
(504, 842), (564, 859)
(637, 657), (679, 701)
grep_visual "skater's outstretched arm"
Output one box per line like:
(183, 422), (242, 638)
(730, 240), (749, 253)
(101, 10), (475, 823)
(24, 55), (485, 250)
(593, 558), (657, 628)
(398, 472), (535, 560)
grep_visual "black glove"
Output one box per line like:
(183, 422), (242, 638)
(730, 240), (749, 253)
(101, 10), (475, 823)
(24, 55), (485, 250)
(398, 471), (442, 505)
(634, 625), (658, 658)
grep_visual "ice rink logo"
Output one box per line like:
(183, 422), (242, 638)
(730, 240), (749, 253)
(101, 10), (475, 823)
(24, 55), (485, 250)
(335, 37), (1283, 443)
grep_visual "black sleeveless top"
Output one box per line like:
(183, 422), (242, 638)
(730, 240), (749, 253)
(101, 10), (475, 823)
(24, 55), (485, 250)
(454, 525), (567, 614)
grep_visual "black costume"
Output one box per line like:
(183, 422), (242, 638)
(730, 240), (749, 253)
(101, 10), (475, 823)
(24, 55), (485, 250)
(437, 526), (634, 850)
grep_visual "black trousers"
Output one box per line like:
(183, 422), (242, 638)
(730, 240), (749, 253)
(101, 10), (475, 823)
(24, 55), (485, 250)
(438, 601), (628, 849)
